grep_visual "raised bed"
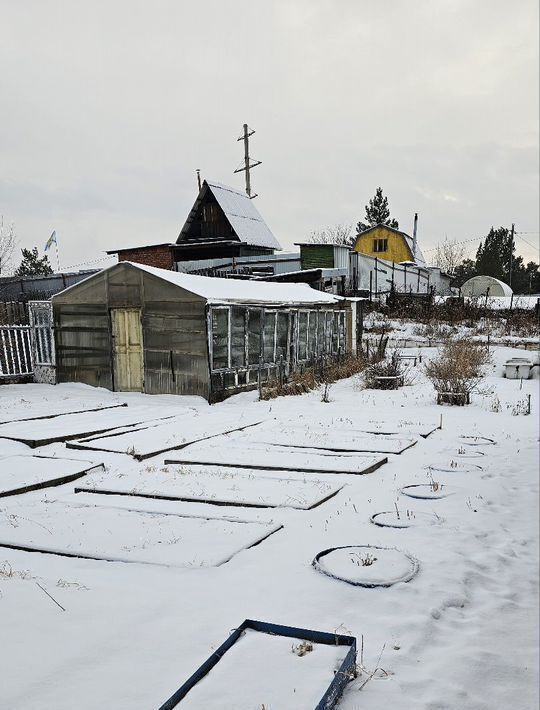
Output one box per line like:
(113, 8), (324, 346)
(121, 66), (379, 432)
(158, 619), (357, 710)
(455, 450), (485, 459)
(426, 462), (483, 474)
(370, 510), (442, 528)
(166, 444), (387, 476)
(0, 407), (186, 447)
(0, 455), (104, 498)
(75, 465), (344, 510)
(313, 545), (419, 588)
(67, 414), (265, 460)
(0, 403), (127, 425)
(242, 429), (417, 455)
(400, 483), (456, 500)
(0, 500), (282, 567)
(458, 435), (496, 447)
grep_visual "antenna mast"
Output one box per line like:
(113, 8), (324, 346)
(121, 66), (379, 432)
(234, 123), (261, 198)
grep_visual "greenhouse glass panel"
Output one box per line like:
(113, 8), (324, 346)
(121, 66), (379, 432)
(211, 308), (229, 370)
(248, 309), (262, 365)
(275, 312), (289, 362)
(263, 312), (276, 363)
(231, 307), (246, 367)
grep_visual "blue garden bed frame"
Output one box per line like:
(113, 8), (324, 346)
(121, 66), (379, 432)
(158, 618), (357, 710)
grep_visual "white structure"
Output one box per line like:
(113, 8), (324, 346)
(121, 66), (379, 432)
(504, 358), (533, 380)
(461, 275), (513, 297)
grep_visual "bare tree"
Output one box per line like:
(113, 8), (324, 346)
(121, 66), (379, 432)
(0, 217), (17, 275)
(432, 237), (466, 274)
(308, 223), (354, 246)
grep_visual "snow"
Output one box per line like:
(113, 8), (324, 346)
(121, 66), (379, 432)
(0, 343), (538, 710)
(166, 441), (387, 475)
(0, 499), (281, 567)
(370, 510), (442, 529)
(313, 545), (419, 587)
(69, 412), (264, 459)
(400, 483), (458, 500)
(126, 262), (343, 305)
(0, 406), (193, 447)
(177, 627), (348, 709)
(201, 180), (282, 251)
(0, 455), (104, 497)
(77, 464), (344, 510)
(239, 425), (417, 454)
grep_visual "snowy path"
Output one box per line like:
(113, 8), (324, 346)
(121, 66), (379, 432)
(0, 347), (537, 709)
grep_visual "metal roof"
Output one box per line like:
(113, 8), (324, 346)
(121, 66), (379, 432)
(178, 180), (281, 251)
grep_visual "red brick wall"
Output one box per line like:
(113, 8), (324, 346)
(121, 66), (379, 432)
(117, 245), (174, 270)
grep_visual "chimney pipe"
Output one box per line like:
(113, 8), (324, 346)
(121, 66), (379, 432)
(412, 213), (418, 262)
(196, 169), (202, 191)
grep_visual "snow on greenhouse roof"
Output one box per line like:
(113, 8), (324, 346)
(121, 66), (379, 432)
(129, 263), (342, 305)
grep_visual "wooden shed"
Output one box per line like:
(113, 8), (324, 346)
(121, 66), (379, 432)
(52, 262), (353, 401)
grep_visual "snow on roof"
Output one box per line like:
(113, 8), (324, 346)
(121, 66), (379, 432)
(129, 262), (342, 305)
(179, 181), (281, 251)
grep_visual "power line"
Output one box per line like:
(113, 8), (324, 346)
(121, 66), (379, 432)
(515, 234), (540, 252)
(62, 254), (116, 271)
(423, 236), (481, 253)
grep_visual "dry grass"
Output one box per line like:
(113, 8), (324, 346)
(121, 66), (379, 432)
(260, 355), (368, 401)
(425, 339), (490, 405)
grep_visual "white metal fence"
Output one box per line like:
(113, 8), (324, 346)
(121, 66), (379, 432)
(0, 326), (33, 377)
(0, 301), (54, 379)
(29, 301), (55, 366)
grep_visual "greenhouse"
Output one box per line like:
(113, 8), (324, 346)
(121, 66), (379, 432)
(52, 262), (353, 401)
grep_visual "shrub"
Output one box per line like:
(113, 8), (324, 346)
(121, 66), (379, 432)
(363, 351), (404, 390)
(425, 339), (490, 405)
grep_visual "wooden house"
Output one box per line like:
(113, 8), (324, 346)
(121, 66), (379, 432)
(52, 261), (352, 402)
(107, 180), (281, 269)
(353, 224), (427, 267)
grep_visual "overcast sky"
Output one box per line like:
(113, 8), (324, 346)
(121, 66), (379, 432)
(1, 0), (538, 273)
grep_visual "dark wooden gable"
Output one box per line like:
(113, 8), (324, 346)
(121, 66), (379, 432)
(177, 184), (238, 245)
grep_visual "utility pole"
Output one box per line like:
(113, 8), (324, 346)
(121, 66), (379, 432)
(509, 223), (515, 288)
(234, 123), (261, 198)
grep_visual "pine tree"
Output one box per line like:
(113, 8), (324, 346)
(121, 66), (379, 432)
(14, 247), (53, 277)
(357, 187), (399, 234)
(452, 258), (476, 287)
(474, 227), (513, 283)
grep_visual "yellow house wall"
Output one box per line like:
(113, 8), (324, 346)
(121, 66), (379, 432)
(353, 225), (413, 264)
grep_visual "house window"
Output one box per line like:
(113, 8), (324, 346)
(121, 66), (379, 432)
(373, 238), (388, 253)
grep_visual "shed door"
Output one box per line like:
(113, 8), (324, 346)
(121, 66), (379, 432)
(111, 308), (144, 392)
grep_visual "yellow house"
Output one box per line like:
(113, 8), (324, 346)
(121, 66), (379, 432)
(352, 224), (426, 266)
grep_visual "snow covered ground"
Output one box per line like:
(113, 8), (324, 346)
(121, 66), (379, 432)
(0, 345), (538, 709)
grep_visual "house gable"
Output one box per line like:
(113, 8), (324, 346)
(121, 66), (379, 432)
(177, 180), (281, 251)
(353, 224), (426, 265)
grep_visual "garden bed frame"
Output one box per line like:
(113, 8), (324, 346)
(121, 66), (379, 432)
(158, 619), (357, 710)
